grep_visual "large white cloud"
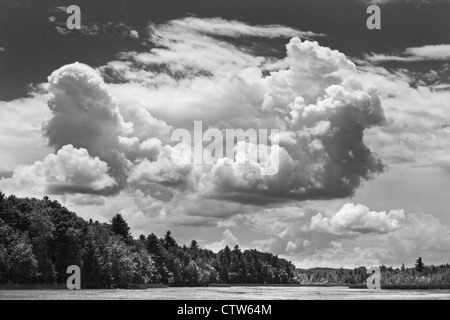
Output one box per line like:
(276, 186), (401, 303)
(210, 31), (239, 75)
(191, 38), (386, 203)
(36, 19), (387, 204)
(12, 144), (117, 195)
(310, 203), (405, 235)
(43, 62), (172, 194)
(44, 63), (131, 189)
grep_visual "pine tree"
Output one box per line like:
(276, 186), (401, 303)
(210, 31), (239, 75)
(415, 257), (425, 273)
(0, 191), (5, 210)
(110, 214), (131, 241)
(163, 231), (178, 250)
(146, 233), (167, 283)
(146, 233), (161, 256)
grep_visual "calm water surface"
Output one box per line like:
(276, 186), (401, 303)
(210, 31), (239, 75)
(1, 286), (450, 300)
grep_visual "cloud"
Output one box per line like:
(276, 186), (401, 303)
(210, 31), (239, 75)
(205, 229), (240, 252)
(12, 144), (117, 195)
(3, 18), (379, 209)
(366, 44), (450, 63)
(356, 65), (450, 171)
(193, 39), (386, 203)
(128, 146), (193, 188)
(242, 202), (449, 268)
(0, 93), (52, 172)
(129, 30), (139, 39)
(310, 203), (405, 235)
(44, 63), (131, 190)
(387, 212), (450, 257)
(159, 17), (323, 40)
(105, 22), (387, 204)
(405, 44), (450, 60)
(0, 47), (5, 52)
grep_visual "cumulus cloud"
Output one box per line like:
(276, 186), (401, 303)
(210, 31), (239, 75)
(43, 62), (171, 195)
(205, 229), (240, 252)
(241, 203), (449, 268)
(0, 19), (395, 237)
(310, 203), (405, 235)
(192, 38), (386, 203)
(12, 144), (117, 195)
(128, 146), (193, 188)
(27, 17), (385, 207)
(44, 63), (131, 190)
(74, 19), (381, 205)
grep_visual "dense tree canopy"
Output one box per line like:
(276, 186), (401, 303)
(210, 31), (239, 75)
(1, 192), (449, 288)
(0, 192), (296, 288)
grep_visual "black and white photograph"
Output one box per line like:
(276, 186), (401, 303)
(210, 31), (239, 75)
(1, 0), (450, 304)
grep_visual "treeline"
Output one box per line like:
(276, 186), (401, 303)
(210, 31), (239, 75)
(294, 260), (450, 285)
(0, 192), (296, 288)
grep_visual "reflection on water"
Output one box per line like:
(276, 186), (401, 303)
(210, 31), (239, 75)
(1, 286), (450, 300)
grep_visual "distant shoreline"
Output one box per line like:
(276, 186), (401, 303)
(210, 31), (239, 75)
(2, 283), (450, 290)
(349, 284), (450, 290)
(0, 283), (346, 290)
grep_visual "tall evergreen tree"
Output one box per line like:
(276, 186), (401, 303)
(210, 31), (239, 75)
(146, 233), (161, 256)
(0, 191), (5, 211)
(415, 257), (425, 273)
(163, 231), (178, 250)
(110, 214), (131, 241)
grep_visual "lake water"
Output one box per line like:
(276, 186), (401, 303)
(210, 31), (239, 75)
(1, 286), (450, 300)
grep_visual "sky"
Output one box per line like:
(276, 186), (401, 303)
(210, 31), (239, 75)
(1, 0), (450, 269)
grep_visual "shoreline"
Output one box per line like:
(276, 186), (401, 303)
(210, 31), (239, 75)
(2, 283), (450, 290)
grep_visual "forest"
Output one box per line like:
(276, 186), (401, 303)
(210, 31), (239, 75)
(1, 191), (449, 288)
(295, 260), (450, 286)
(0, 192), (296, 288)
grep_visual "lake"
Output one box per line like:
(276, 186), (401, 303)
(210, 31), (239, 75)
(1, 286), (450, 300)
